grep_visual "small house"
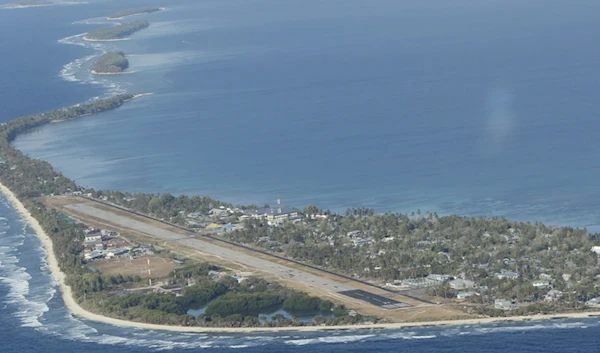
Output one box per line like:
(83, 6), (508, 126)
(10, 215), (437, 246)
(544, 289), (563, 302)
(586, 297), (600, 307)
(449, 279), (475, 290)
(84, 233), (102, 243)
(457, 291), (477, 300)
(495, 270), (519, 280)
(532, 280), (551, 288)
(494, 299), (516, 310)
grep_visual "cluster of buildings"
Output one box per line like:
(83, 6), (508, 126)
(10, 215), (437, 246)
(383, 270), (579, 310)
(208, 270), (247, 283)
(385, 274), (452, 289)
(344, 230), (375, 247)
(183, 200), (303, 232)
(83, 227), (139, 261)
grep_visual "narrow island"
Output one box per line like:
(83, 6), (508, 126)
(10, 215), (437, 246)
(14, 0), (54, 5)
(4, 0), (83, 8)
(91, 52), (129, 75)
(84, 19), (149, 41)
(107, 7), (162, 20)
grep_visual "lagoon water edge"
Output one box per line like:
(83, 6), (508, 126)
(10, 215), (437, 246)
(11, 0), (600, 231)
(2, 0), (600, 352)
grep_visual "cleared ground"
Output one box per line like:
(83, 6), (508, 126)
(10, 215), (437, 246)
(69, 202), (363, 294)
(93, 256), (178, 278)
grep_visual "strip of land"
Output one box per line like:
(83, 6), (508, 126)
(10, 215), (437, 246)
(47, 195), (457, 322)
(107, 7), (162, 20)
(3, 185), (600, 333)
(84, 19), (149, 41)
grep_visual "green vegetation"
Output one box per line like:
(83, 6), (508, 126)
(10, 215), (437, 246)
(85, 20), (149, 40)
(180, 280), (228, 308)
(81, 263), (369, 327)
(91, 52), (129, 74)
(87, 190), (234, 224)
(283, 292), (334, 312)
(222, 210), (600, 313)
(107, 7), (161, 19)
(204, 292), (284, 317)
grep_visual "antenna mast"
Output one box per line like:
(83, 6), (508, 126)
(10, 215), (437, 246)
(147, 256), (152, 286)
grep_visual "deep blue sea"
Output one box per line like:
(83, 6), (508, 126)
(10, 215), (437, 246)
(3, 0), (600, 351)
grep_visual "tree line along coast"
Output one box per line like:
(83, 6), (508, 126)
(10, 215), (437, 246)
(84, 19), (149, 41)
(10, 0), (81, 7)
(107, 7), (162, 20)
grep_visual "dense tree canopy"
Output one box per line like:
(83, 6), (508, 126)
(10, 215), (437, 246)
(92, 52), (129, 74)
(85, 20), (149, 40)
(107, 7), (161, 19)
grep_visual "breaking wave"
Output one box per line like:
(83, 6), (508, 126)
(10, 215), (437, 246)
(57, 31), (127, 96)
(0, 199), (55, 329)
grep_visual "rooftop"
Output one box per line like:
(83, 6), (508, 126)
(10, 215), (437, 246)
(252, 207), (298, 216)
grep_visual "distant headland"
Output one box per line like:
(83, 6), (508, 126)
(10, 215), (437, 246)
(107, 7), (162, 20)
(84, 19), (149, 41)
(91, 52), (129, 75)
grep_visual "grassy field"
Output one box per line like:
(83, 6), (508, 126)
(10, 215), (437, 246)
(93, 256), (178, 278)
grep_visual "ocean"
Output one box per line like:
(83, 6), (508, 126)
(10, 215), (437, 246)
(2, 0), (600, 351)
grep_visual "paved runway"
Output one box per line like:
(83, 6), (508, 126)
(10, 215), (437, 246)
(339, 290), (411, 309)
(68, 204), (357, 293)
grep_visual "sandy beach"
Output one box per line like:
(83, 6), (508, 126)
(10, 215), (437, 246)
(0, 2), (84, 10)
(106, 7), (165, 21)
(129, 92), (154, 100)
(1, 181), (600, 333)
(83, 37), (131, 42)
(90, 70), (135, 76)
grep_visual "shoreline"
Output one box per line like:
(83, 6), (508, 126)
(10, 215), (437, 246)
(83, 37), (131, 42)
(90, 70), (135, 76)
(129, 92), (154, 100)
(1, 178), (600, 333)
(106, 7), (165, 21)
(1, 1), (84, 9)
(48, 93), (152, 123)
